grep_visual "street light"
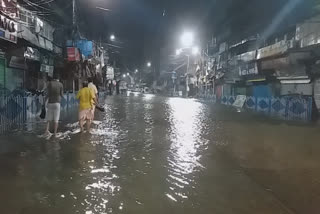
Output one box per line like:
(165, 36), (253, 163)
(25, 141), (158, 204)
(181, 31), (194, 47)
(110, 34), (115, 41)
(135, 69), (138, 73)
(122, 74), (126, 78)
(127, 72), (130, 76)
(192, 46), (200, 55)
(147, 62), (152, 67)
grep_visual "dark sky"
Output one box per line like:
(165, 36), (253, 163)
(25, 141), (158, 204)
(29, 0), (316, 68)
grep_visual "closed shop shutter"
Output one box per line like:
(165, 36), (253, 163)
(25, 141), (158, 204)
(253, 85), (272, 98)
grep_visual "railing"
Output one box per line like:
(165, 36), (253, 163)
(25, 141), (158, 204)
(224, 95), (313, 121)
(0, 93), (79, 134)
(198, 94), (313, 121)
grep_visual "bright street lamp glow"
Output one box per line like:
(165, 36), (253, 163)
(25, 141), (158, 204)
(192, 46), (200, 55)
(147, 62), (151, 67)
(181, 31), (194, 47)
(110, 34), (115, 41)
(135, 69), (138, 73)
(176, 49), (182, 56)
(127, 73), (130, 76)
(123, 74), (126, 78)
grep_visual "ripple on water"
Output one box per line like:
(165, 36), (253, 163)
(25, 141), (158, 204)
(165, 98), (207, 201)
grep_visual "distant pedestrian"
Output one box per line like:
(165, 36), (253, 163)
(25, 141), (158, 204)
(88, 77), (98, 116)
(44, 73), (63, 138)
(77, 81), (96, 132)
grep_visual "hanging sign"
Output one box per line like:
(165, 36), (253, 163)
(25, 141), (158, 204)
(0, 14), (17, 43)
(67, 47), (80, 61)
(0, 0), (18, 18)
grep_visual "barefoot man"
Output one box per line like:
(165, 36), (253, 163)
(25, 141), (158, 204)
(44, 73), (63, 138)
(76, 81), (96, 132)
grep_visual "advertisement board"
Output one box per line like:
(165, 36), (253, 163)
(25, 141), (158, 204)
(106, 66), (114, 79)
(0, 14), (17, 43)
(0, 0), (18, 18)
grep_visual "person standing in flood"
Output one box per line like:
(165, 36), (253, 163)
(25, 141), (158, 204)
(88, 77), (98, 117)
(44, 73), (63, 138)
(76, 81), (96, 132)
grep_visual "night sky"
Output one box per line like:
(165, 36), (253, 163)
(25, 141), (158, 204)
(29, 0), (317, 68)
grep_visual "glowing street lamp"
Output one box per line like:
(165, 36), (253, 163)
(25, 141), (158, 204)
(122, 74), (126, 78)
(135, 69), (138, 73)
(176, 49), (182, 56)
(147, 62), (152, 67)
(192, 46), (200, 55)
(181, 31), (194, 47)
(127, 73), (130, 76)
(110, 34), (115, 41)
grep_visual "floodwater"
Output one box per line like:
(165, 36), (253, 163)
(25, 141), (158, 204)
(1, 93), (320, 214)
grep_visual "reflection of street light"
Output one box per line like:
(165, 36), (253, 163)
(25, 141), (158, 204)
(147, 62), (152, 67)
(110, 34), (115, 41)
(181, 31), (194, 47)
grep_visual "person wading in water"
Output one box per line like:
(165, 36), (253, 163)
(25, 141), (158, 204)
(44, 73), (63, 138)
(76, 81), (96, 132)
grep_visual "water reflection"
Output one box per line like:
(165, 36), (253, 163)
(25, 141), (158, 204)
(166, 98), (206, 201)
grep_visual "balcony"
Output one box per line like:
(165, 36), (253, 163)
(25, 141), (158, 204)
(257, 39), (294, 60)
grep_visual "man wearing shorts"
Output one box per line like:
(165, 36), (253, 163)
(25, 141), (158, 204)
(44, 73), (63, 138)
(77, 81), (96, 132)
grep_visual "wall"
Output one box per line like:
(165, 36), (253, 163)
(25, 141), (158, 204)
(280, 83), (312, 96)
(6, 67), (23, 91)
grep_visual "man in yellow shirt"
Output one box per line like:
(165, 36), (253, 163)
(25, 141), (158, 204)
(76, 81), (96, 132)
(88, 77), (98, 117)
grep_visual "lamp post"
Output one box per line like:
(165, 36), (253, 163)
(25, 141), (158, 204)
(176, 41), (200, 97)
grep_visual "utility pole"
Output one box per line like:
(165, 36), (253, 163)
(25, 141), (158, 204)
(186, 55), (190, 97)
(72, 0), (76, 27)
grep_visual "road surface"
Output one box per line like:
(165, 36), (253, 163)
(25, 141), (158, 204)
(1, 93), (320, 214)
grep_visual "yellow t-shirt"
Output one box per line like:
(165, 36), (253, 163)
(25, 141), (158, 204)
(76, 87), (95, 111)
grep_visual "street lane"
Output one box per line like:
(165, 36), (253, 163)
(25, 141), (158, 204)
(1, 93), (320, 214)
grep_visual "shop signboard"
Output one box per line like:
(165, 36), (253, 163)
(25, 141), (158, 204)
(106, 66), (114, 80)
(0, 14), (17, 43)
(40, 64), (54, 76)
(233, 95), (247, 108)
(67, 47), (80, 62)
(239, 62), (258, 76)
(0, 0), (18, 18)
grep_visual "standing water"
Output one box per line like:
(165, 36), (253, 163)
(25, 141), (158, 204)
(1, 93), (320, 214)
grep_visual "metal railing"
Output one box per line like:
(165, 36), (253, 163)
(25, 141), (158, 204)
(0, 93), (79, 134)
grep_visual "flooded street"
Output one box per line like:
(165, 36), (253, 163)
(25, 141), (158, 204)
(1, 93), (320, 214)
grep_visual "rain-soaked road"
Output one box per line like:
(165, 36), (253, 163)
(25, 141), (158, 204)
(1, 93), (320, 214)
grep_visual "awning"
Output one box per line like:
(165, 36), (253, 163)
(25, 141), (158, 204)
(247, 78), (266, 83)
(280, 79), (311, 84)
(45, 39), (53, 51)
(18, 25), (39, 46)
(277, 76), (309, 80)
(38, 36), (45, 49)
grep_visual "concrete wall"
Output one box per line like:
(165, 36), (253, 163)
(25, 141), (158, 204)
(280, 83), (312, 96)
